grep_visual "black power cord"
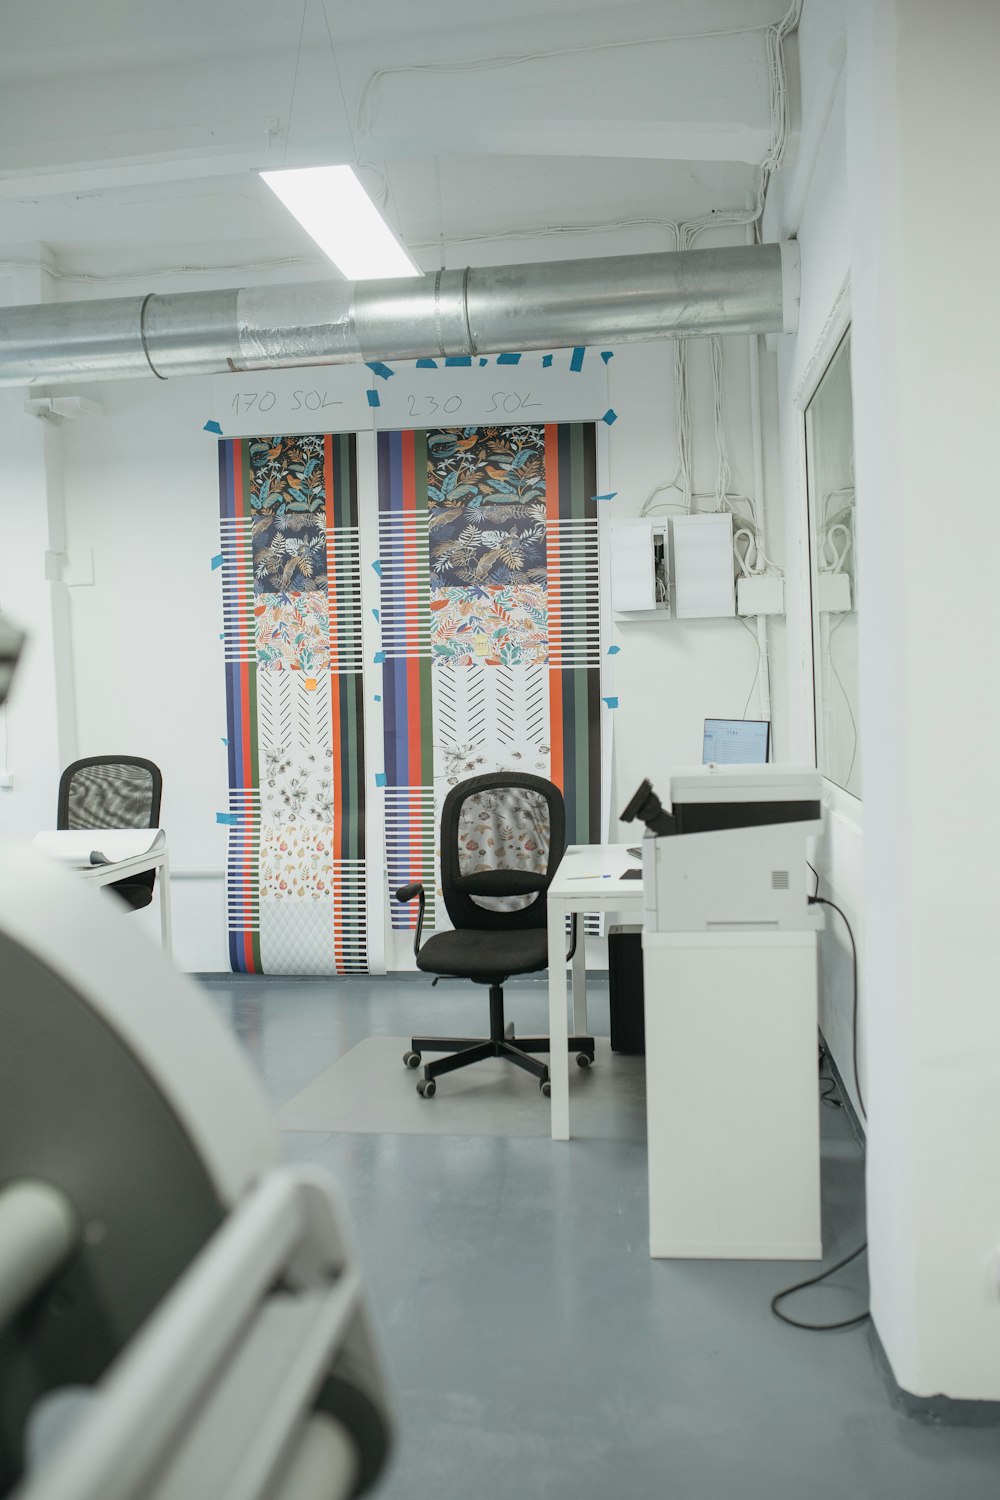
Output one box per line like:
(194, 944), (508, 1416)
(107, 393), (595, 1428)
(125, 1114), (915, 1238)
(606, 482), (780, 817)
(770, 860), (869, 1333)
(770, 1243), (870, 1331)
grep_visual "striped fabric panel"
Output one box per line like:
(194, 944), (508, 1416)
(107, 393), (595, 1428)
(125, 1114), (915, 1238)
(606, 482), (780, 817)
(377, 429), (436, 930)
(324, 433), (368, 972)
(544, 423), (602, 847)
(219, 440), (263, 972)
(219, 433), (367, 974)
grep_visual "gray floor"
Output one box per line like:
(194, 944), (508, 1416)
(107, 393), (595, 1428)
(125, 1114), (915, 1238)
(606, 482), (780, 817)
(200, 973), (1000, 1499)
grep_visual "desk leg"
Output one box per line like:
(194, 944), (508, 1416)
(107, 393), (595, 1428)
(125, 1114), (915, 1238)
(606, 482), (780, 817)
(571, 915), (588, 1035)
(547, 900), (570, 1141)
(159, 854), (173, 959)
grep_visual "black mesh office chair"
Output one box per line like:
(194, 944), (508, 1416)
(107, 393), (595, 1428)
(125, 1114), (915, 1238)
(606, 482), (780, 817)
(395, 772), (595, 1097)
(57, 755), (163, 911)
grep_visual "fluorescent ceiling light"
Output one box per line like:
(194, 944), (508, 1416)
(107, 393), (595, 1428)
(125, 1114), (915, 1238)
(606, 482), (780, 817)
(260, 164), (421, 281)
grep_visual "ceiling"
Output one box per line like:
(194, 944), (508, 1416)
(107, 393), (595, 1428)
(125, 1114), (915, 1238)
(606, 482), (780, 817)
(0, 0), (796, 291)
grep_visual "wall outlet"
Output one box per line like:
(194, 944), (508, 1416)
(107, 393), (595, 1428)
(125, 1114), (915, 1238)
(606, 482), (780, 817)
(737, 575), (784, 616)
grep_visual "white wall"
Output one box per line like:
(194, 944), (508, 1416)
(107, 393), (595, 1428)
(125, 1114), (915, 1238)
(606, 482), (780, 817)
(848, 0), (1000, 1401)
(26, 230), (777, 970)
(772, 0), (1000, 1402)
(0, 254), (79, 844)
(769, 3), (865, 1113)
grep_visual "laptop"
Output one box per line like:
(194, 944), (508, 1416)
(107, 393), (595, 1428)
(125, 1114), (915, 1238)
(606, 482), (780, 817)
(702, 718), (770, 766)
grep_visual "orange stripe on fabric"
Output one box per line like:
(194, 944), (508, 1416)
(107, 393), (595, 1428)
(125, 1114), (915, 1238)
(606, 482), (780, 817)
(544, 425), (564, 790)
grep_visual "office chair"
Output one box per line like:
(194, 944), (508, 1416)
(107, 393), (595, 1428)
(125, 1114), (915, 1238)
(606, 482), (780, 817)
(395, 772), (595, 1097)
(57, 755), (162, 911)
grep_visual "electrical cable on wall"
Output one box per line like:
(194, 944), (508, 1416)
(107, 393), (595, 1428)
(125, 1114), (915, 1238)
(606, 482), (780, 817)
(770, 860), (870, 1335)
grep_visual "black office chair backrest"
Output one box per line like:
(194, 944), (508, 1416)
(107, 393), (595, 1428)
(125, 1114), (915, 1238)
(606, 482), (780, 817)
(58, 756), (162, 832)
(439, 773), (565, 933)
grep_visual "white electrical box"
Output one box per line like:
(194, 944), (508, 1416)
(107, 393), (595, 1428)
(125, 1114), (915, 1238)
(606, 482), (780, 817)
(610, 520), (670, 618)
(737, 575), (785, 617)
(672, 513), (735, 619)
(816, 572), (852, 613)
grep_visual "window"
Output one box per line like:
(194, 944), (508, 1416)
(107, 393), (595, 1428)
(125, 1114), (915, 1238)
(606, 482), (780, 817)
(805, 331), (860, 797)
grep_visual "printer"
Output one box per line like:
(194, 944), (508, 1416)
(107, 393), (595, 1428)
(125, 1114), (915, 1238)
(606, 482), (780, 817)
(630, 764), (824, 935)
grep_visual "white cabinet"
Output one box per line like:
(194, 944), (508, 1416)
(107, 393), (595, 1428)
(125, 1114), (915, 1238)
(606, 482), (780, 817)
(643, 929), (821, 1260)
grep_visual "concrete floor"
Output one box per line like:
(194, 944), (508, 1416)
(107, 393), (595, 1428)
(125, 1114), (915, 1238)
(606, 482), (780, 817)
(201, 973), (1000, 1500)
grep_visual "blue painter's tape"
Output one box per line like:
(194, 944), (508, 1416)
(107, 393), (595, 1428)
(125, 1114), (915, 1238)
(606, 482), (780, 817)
(445, 356), (472, 366)
(203, 419), (223, 434)
(478, 357), (489, 366)
(602, 408), (619, 426)
(372, 559), (383, 577)
(373, 650), (386, 664)
(607, 645), (621, 656)
(496, 352), (522, 365)
(374, 694), (382, 703)
(602, 696), (619, 709)
(216, 812), (238, 825)
(375, 772), (388, 787)
(601, 350), (614, 363)
(365, 361), (394, 380)
(366, 389), (381, 408)
(221, 736), (229, 745)
(372, 607), (380, 622)
(219, 633), (225, 640)
(416, 358), (438, 368)
(591, 492), (618, 502)
(542, 354), (554, 368)
(570, 346), (585, 372)
(210, 553), (223, 570)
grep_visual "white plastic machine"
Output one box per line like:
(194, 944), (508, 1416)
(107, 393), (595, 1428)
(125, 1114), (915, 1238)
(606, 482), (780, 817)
(0, 841), (393, 1500)
(641, 764), (824, 935)
(625, 765), (825, 1262)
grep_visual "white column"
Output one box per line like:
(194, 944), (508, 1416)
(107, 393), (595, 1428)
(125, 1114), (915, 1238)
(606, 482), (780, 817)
(0, 248), (78, 837)
(848, 0), (1000, 1398)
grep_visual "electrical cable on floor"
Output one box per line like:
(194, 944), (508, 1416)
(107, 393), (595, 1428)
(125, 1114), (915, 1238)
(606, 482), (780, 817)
(770, 1243), (870, 1331)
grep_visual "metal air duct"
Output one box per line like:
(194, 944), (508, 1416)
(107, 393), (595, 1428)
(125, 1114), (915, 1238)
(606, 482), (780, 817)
(0, 243), (799, 387)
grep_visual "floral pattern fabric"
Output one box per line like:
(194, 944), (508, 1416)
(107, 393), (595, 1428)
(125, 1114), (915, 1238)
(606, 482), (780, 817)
(255, 592), (329, 675)
(429, 584), (547, 665)
(427, 426), (546, 588)
(259, 825), (337, 901)
(249, 436), (326, 513)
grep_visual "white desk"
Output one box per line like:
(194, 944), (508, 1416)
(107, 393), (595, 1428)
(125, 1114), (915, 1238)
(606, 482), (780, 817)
(33, 831), (174, 959)
(82, 846), (173, 958)
(546, 843), (643, 1140)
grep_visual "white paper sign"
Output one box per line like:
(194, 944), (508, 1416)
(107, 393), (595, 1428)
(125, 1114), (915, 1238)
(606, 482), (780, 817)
(211, 350), (610, 437)
(374, 351), (609, 430)
(211, 366), (374, 436)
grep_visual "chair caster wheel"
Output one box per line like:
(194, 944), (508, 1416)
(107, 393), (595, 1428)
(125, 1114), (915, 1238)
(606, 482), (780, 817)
(417, 1078), (436, 1098)
(403, 1050), (421, 1069)
(576, 1053), (593, 1068)
(540, 1079), (551, 1096)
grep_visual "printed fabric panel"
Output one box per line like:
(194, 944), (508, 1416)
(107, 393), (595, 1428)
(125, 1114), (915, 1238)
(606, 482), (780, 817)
(378, 423), (601, 931)
(219, 433), (367, 974)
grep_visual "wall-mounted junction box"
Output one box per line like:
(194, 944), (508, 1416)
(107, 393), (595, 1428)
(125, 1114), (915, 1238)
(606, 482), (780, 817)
(737, 575), (785, 617)
(816, 572), (852, 614)
(672, 512), (735, 619)
(610, 520), (671, 618)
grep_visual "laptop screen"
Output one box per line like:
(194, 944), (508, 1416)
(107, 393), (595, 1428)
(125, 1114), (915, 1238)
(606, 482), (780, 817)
(702, 718), (770, 765)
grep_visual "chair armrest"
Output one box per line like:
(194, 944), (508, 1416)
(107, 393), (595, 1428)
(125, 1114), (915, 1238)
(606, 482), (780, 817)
(394, 883), (426, 958)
